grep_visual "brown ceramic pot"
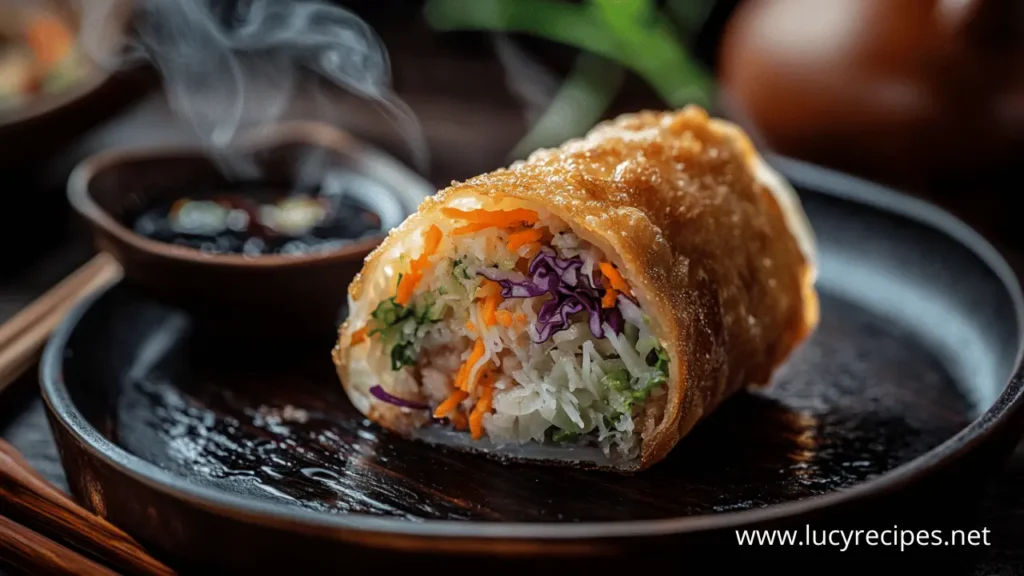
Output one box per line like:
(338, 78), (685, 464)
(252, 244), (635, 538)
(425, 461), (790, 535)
(718, 0), (1024, 191)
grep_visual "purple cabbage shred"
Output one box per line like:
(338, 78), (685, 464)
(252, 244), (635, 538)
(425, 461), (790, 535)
(477, 247), (625, 343)
(369, 385), (429, 409)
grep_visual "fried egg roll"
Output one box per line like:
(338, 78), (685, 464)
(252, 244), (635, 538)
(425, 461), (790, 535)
(332, 106), (818, 471)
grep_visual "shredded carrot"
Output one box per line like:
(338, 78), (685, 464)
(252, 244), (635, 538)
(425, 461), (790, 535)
(469, 385), (494, 440)
(482, 295), (501, 327)
(453, 362), (469, 391)
(473, 278), (501, 327)
(394, 225), (444, 306)
(453, 340), (480, 391)
(434, 390), (467, 419)
(456, 336), (487, 389)
(468, 338), (486, 364)
(494, 208), (539, 225)
(477, 370), (496, 388)
(513, 312), (527, 325)
(507, 229), (543, 252)
(474, 279), (503, 328)
(441, 207), (478, 219)
(394, 270), (422, 306)
(25, 16), (74, 68)
(423, 224), (443, 254)
(495, 310), (514, 327)
(601, 288), (618, 308)
(522, 242), (542, 261)
(465, 321), (476, 335)
(475, 278), (501, 299)
(451, 222), (496, 235)
(442, 208), (539, 233)
(350, 326), (369, 345)
(599, 262), (631, 294)
(449, 412), (468, 430)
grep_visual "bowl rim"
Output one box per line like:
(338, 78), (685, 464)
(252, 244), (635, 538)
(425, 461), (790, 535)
(66, 120), (433, 269)
(40, 154), (1024, 546)
(0, 0), (129, 130)
(0, 68), (113, 128)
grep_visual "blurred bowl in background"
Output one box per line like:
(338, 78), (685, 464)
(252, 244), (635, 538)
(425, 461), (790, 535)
(0, 0), (148, 168)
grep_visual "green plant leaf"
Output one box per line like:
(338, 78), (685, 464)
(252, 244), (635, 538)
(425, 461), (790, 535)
(591, 0), (655, 40)
(423, 0), (714, 107)
(425, 0), (607, 53)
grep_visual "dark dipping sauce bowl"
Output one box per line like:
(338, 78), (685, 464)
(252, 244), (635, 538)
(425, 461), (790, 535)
(67, 121), (432, 345)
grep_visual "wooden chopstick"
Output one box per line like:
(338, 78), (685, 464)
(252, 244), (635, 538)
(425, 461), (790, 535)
(0, 253), (122, 393)
(0, 252), (175, 574)
(0, 442), (177, 576)
(0, 514), (120, 576)
(0, 253), (179, 576)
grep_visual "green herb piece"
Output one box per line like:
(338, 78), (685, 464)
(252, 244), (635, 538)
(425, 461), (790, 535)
(552, 428), (581, 443)
(631, 371), (665, 404)
(415, 292), (446, 324)
(367, 287), (450, 371)
(451, 257), (473, 280)
(370, 297), (410, 333)
(603, 354), (668, 413)
(390, 341), (419, 370)
(416, 293), (435, 322)
(602, 368), (632, 394)
(631, 348), (670, 404)
(653, 347), (669, 373)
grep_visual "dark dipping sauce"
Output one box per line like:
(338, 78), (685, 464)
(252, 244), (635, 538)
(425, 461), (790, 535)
(130, 185), (383, 257)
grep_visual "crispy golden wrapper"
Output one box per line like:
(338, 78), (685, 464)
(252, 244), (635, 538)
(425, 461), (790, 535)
(332, 105), (819, 471)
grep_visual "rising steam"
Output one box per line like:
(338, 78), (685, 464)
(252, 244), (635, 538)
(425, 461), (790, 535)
(78, 0), (428, 177)
(491, 34), (560, 129)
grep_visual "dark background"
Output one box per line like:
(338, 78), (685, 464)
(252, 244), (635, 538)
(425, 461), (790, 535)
(2, 0), (1023, 571)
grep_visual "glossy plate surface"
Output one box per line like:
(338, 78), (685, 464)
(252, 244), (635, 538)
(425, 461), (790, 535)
(40, 156), (1024, 568)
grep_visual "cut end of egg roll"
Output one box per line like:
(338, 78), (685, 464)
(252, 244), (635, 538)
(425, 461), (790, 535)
(332, 105), (819, 472)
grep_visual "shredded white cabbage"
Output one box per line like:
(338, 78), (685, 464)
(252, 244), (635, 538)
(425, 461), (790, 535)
(365, 207), (669, 460)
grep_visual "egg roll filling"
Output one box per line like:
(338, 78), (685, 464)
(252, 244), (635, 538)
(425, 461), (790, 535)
(350, 202), (669, 461)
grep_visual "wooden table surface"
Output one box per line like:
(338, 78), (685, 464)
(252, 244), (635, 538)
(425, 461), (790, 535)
(3, 87), (1024, 571)
(4, 210), (1024, 573)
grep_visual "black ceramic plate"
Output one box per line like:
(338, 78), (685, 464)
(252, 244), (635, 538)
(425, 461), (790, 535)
(40, 157), (1024, 571)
